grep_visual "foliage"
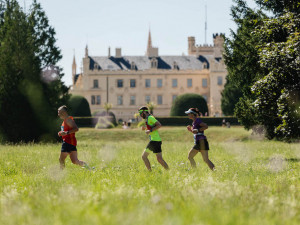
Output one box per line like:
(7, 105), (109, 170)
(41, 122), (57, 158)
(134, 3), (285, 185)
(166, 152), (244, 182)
(68, 95), (91, 117)
(146, 101), (157, 114)
(221, 76), (243, 116)
(103, 102), (112, 115)
(170, 93), (208, 116)
(0, 0), (69, 143)
(224, 0), (300, 140)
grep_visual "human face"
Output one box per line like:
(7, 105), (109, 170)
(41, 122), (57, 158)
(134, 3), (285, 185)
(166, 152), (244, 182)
(187, 113), (196, 120)
(58, 109), (66, 119)
(139, 111), (147, 119)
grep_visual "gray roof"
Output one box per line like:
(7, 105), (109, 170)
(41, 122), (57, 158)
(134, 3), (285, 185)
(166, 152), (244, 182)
(90, 55), (211, 71)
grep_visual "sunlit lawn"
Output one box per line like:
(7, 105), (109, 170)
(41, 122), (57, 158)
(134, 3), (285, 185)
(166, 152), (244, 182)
(0, 126), (299, 225)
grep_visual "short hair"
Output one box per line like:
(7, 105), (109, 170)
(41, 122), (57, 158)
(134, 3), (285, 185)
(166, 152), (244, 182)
(58, 105), (67, 112)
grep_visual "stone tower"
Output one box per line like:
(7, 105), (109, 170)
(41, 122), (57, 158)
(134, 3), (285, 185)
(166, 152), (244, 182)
(72, 54), (76, 85)
(146, 29), (158, 57)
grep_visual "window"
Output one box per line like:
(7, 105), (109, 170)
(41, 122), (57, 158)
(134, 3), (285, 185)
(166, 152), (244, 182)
(117, 79), (123, 88)
(202, 78), (207, 88)
(117, 95), (123, 105)
(93, 79), (99, 88)
(145, 79), (151, 88)
(131, 62), (136, 70)
(151, 58), (158, 68)
(96, 95), (101, 105)
(157, 95), (163, 105)
(94, 63), (98, 70)
(217, 76), (223, 85)
(203, 63), (208, 69)
(130, 96), (136, 105)
(172, 79), (177, 87)
(187, 79), (192, 87)
(173, 61), (179, 70)
(145, 95), (151, 103)
(172, 95), (177, 102)
(130, 79), (136, 88)
(91, 95), (95, 105)
(157, 79), (162, 88)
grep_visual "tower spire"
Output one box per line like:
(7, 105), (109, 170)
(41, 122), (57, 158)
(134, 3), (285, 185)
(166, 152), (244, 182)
(72, 50), (77, 85)
(146, 29), (152, 56)
(85, 45), (89, 58)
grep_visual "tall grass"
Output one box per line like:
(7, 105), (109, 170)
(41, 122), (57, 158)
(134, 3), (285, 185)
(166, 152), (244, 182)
(0, 127), (299, 225)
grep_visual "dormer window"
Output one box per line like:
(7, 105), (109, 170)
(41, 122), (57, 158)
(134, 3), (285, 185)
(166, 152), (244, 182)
(151, 58), (158, 69)
(173, 61), (179, 70)
(203, 62), (208, 69)
(94, 63), (99, 70)
(131, 62), (136, 70)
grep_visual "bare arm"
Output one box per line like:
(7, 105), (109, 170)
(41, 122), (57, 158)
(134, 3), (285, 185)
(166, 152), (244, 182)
(145, 121), (161, 134)
(198, 122), (208, 132)
(60, 119), (79, 136)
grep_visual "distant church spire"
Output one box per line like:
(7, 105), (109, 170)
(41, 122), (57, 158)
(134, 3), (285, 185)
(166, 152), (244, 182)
(85, 45), (89, 58)
(146, 29), (153, 56)
(72, 51), (77, 85)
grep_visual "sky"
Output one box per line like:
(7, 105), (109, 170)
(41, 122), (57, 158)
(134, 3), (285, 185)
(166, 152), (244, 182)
(20, 0), (257, 86)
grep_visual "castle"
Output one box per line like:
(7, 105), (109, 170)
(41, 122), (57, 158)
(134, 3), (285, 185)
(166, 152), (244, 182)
(70, 31), (226, 121)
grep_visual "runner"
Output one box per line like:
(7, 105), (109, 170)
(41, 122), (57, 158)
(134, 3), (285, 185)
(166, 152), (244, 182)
(57, 105), (88, 169)
(185, 108), (215, 170)
(139, 106), (169, 171)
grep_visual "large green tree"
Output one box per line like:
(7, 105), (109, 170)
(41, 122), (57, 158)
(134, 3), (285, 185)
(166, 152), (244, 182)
(0, 0), (69, 142)
(223, 0), (300, 139)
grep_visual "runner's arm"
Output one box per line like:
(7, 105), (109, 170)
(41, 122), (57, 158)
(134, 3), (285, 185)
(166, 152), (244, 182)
(198, 122), (208, 132)
(150, 121), (161, 132)
(65, 118), (79, 134)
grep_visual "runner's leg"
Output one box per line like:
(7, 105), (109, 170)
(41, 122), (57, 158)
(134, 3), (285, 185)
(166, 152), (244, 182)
(200, 150), (215, 170)
(188, 149), (198, 168)
(156, 152), (169, 170)
(142, 151), (151, 171)
(69, 151), (86, 167)
(59, 152), (69, 169)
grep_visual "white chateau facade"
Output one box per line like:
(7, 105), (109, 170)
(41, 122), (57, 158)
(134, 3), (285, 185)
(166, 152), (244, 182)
(70, 31), (227, 121)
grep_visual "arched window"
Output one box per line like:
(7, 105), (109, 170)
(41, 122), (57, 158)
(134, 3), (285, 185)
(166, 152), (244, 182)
(131, 62), (136, 70)
(151, 58), (158, 69)
(173, 61), (179, 70)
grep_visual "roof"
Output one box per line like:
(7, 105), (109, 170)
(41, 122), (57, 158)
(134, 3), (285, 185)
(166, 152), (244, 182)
(89, 55), (212, 71)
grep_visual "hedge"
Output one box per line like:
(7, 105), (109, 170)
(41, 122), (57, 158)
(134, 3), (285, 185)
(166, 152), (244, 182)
(73, 116), (239, 127)
(156, 116), (239, 126)
(73, 117), (115, 128)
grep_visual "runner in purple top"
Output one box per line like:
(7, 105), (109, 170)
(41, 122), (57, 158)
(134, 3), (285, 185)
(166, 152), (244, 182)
(185, 108), (215, 170)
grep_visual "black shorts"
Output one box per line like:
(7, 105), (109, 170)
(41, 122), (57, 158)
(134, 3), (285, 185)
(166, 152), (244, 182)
(145, 141), (162, 154)
(61, 142), (77, 153)
(193, 139), (209, 151)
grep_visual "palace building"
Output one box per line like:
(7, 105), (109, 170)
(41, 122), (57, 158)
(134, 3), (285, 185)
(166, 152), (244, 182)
(70, 31), (227, 121)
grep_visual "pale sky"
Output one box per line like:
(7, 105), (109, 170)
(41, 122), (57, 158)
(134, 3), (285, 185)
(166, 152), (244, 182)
(20, 0), (257, 86)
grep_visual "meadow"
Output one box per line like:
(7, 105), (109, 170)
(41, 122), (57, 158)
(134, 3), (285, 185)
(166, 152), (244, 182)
(0, 126), (299, 225)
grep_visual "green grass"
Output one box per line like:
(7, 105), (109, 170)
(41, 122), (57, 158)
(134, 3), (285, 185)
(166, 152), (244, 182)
(0, 126), (299, 225)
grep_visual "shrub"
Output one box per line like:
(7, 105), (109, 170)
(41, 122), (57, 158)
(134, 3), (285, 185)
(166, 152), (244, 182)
(170, 93), (208, 116)
(68, 95), (91, 117)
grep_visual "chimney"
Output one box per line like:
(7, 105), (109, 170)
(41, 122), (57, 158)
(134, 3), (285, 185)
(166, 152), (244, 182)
(115, 48), (122, 58)
(108, 47), (111, 58)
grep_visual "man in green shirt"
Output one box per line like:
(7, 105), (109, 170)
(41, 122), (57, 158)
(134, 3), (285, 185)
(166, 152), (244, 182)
(139, 106), (169, 171)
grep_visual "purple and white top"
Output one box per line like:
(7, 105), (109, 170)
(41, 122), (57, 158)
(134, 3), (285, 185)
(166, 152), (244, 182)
(192, 118), (207, 143)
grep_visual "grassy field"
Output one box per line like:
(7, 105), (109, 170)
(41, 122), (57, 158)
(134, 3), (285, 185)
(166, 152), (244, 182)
(0, 126), (299, 225)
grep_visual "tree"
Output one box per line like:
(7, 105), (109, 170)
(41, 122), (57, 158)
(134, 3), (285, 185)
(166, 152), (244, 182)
(250, 8), (300, 140)
(68, 95), (91, 117)
(170, 94), (208, 116)
(103, 102), (112, 115)
(0, 0), (69, 142)
(146, 101), (157, 114)
(221, 76), (243, 116)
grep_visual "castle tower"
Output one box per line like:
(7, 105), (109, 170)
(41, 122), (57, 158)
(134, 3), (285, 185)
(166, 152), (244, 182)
(146, 29), (158, 57)
(188, 36), (195, 55)
(83, 45), (90, 74)
(213, 33), (225, 58)
(85, 45), (89, 58)
(72, 54), (76, 85)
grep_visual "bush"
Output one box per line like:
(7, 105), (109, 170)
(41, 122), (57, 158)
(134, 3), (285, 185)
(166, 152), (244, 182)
(156, 117), (239, 126)
(68, 95), (91, 117)
(170, 94), (208, 116)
